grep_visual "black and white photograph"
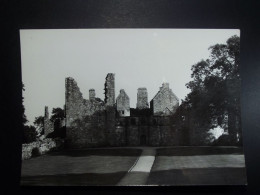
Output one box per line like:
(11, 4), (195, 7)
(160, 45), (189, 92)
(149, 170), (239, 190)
(20, 29), (246, 186)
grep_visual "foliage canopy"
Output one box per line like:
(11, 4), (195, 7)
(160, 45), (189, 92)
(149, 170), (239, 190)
(174, 35), (241, 145)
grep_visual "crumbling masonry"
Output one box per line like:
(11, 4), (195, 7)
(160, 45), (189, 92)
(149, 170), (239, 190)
(44, 106), (54, 136)
(42, 72), (242, 147)
(45, 73), (189, 148)
(59, 73), (183, 148)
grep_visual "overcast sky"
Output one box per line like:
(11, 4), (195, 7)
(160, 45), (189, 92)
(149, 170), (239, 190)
(20, 29), (239, 125)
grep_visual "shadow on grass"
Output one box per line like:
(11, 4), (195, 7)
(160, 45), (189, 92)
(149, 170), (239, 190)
(49, 148), (142, 157)
(156, 147), (244, 156)
(147, 167), (247, 186)
(21, 171), (127, 186)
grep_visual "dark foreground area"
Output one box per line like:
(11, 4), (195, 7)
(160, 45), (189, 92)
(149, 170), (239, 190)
(21, 147), (247, 186)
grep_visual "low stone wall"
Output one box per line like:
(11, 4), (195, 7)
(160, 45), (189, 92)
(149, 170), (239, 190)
(22, 138), (64, 160)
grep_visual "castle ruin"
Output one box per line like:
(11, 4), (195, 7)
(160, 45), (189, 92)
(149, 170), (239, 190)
(45, 73), (187, 148)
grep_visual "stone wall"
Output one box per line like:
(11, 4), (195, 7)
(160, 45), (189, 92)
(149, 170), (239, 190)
(67, 112), (107, 148)
(126, 120), (139, 146)
(160, 126), (182, 146)
(106, 106), (117, 146)
(22, 138), (64, 160)
(62, 74), (186, 148)
(112, 116), (186, 147)
(65, 77), (104, 127)
(65, 74), (118, 148)
(65, 77), (104, 147)
(136, 88), (149, 109)
(109, 125), (127, 146)
(149, 126), (161, 146)
(65, 77), (105, 148)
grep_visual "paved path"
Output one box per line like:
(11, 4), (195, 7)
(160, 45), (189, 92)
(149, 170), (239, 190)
(117, 148), (156, 186)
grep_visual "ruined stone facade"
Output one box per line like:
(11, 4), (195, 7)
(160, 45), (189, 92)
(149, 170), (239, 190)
(45, 73), (187, 148)
(65, 77), (105, 127)
(70, 74), (182, 148)
(150, 83), (179, 116)
(65, 77), (106, 148)
(44, 106), (54, 136)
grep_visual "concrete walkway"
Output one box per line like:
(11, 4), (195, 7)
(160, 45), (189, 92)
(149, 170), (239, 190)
(117, 148), (156, 186)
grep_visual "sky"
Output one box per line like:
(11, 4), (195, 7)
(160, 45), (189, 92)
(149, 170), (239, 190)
(20, 29), (240, 125)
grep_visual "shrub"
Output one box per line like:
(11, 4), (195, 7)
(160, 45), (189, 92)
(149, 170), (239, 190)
(31, 147), (41, 157)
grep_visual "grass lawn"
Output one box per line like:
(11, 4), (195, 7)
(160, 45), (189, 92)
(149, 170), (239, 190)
(21, 147), (247, 186)
(147, 168), (247, 185)
(21, 148), (142, 186)
(21, 172), (127, 186)
(147, 147), (247, 186)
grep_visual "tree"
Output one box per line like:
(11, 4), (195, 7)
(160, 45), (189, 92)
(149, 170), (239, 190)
(180, 35), (241, 145)
(34, 116), (44, 136)
(22, 83), (28, 126)
(23, 125), (37, 143)
(50, 107), (65, 122)
(47, 107), (66, 138)
(50, 107), (65, 133)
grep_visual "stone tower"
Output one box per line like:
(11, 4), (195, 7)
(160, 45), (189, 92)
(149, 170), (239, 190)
(44, 106), (54, 137)
(89, 89), (95, 101)
(136, 88), (149, 109)
(44, 106), (49, 119)
(105, 73), (115, 107)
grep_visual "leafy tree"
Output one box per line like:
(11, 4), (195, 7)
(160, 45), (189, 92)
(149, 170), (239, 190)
(34, 116), (44, 127)
(22, 83), (31, 143)
(23, 125), (37, 143)
(34, 116), (44, 136)
(21, 84), (44, 142)
(50, 107), (65, 122)
(22, 83), (28, 126)
(47, 107), (65, 138)
(179, 35), (241, 145)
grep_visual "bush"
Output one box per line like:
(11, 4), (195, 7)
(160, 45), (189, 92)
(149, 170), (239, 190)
(31, 147), (41, 157)
(212, 134), (242, 146)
